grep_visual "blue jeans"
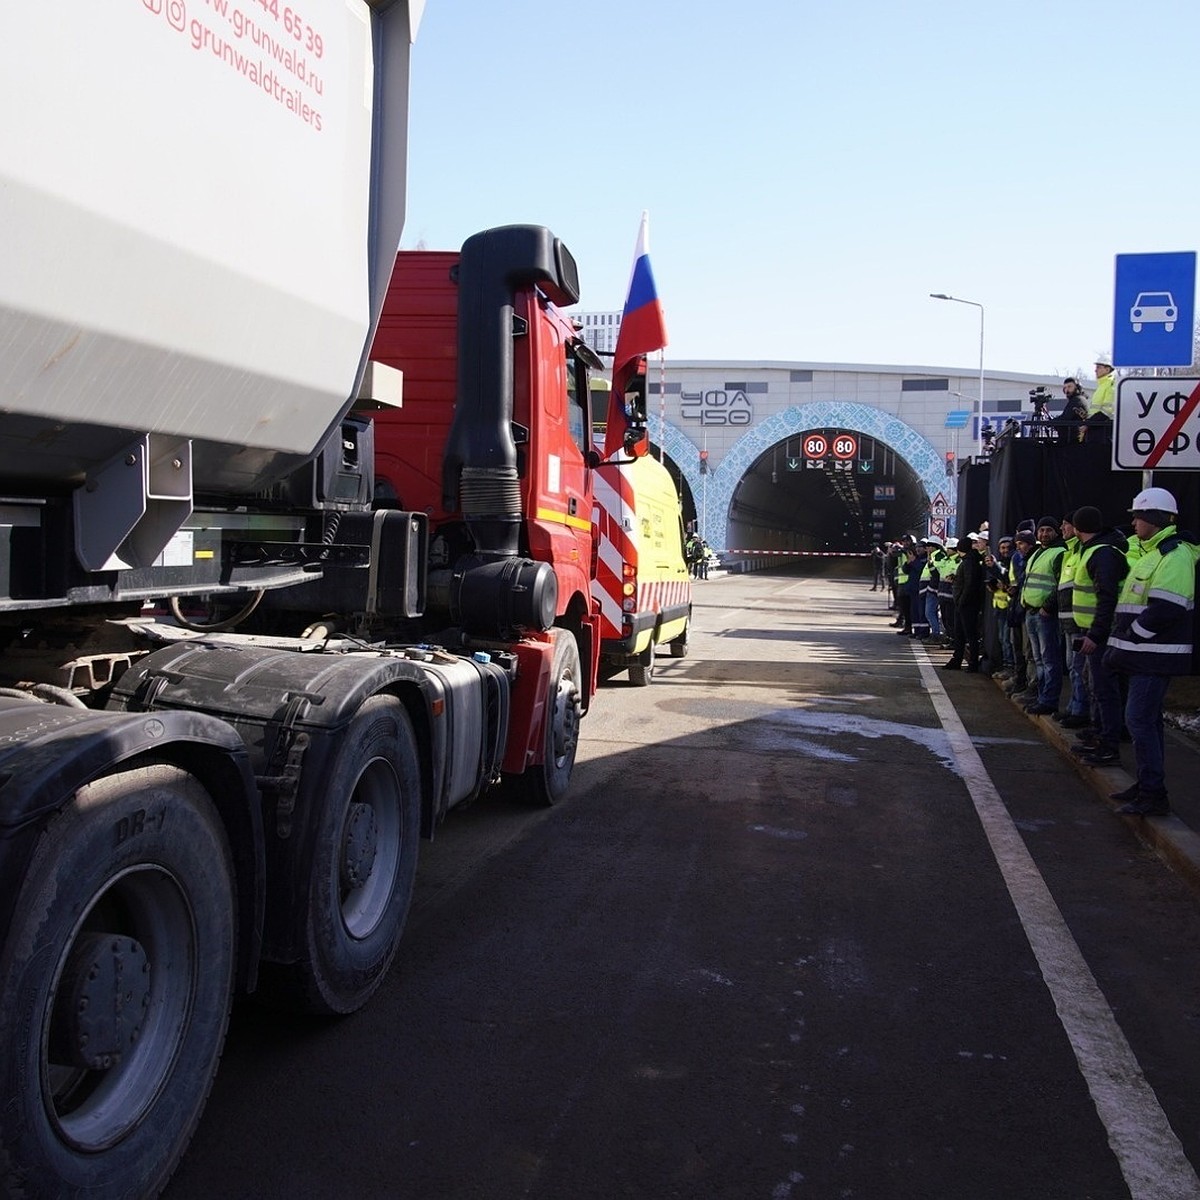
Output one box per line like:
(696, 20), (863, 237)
(997, 616), (1015, 669)
(911, 589), (929, 637)
(1023, 611), (1045, 693)
(1062, 624), (1088, 716)
(925, 592), (941, 637)
(1124, 673), (1171, 798)
(1026, 611), (1063, 708)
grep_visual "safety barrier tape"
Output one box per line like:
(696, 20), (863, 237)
(724, 550), (871, 558)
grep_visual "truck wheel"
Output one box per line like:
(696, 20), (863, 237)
(283, 695), (421, 1016)
(668, 623), (690, 659)
(628, 644), (655, 687)
(0, 764), (235, 1200)
(512, 629), (582, 807)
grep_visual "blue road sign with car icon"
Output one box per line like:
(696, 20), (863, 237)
(1130, 291), (1177, 333)
(1113, 252), (1196, 367)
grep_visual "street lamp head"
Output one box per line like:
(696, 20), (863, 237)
(930, 293), (952, 300)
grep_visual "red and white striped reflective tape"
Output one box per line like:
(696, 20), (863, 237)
(725, 550), (871, 558)
(591, 469), (692, 640)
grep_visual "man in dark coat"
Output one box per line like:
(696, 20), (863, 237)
(943, 532), (986, 671)
(1069, 506), (1129, 766)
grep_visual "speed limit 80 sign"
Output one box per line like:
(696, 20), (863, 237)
(1114, 377), (1200, 470)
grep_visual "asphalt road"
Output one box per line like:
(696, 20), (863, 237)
(166, 565), (1200, 1200)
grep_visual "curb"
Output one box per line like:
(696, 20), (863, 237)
(997, 678), (1200, 898)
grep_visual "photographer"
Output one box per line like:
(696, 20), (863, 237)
(1052, 378), (1088, 444)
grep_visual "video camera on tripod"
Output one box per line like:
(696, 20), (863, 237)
(1025, 385), (1060, 442)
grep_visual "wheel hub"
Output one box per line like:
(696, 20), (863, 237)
(50, 932), (151, 1070)
(550, 678), (582, 763)
(341, 801), (378, 890)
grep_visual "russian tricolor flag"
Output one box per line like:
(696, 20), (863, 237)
(605, 212), (668, 458)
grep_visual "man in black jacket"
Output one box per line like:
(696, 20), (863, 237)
(1069, 506), (1129, 765)
(943, 532), (986, 671)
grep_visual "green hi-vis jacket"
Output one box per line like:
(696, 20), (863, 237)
(1105, 525), (1198, 676)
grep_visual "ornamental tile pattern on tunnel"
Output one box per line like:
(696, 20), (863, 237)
(653, 403), (949, 552)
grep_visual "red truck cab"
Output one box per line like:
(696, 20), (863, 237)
(367, 226), (605, 792)
(370, 235), (600, 629)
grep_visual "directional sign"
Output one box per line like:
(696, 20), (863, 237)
(787, 457), (801, 471)
(857, 460), (875, 474)
(1113, 252), (1196, 368)
(1113, 377), (1200, 470)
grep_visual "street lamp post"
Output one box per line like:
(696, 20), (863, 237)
(930, 293), (985, 461)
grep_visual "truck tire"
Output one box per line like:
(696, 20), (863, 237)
(276, 695), (421, 1016)
(0, 764), (235, 1200)
(512, 628), (582, 807)
(668, 622), (690, 658)
(628, 644), (655, 687)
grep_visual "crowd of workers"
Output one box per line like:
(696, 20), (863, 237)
(878, 486), (1198, 818)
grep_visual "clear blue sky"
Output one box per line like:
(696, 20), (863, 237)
(404, 0), (1199, 382)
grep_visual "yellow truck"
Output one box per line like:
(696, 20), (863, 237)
(592, 453), (693, 685)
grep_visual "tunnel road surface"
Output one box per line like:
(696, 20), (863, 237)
(166, 567), (1200, 1200)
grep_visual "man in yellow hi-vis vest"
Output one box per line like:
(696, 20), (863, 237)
(1019, 517), (1067, 714)
(1084, 353), (1115, 441)
(1102, 488), (1199, 815)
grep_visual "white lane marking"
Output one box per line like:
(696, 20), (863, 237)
(916, 648), (1200, 1199)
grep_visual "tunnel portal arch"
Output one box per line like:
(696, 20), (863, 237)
(662, 403), (950, 551)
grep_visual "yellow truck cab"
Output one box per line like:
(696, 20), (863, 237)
(592, 453), (693, 685)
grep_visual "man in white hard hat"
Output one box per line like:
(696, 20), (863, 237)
(1085, 353), (1115, 437)
(920, 536), (946, 642)
(1102, 487), (1198, 816)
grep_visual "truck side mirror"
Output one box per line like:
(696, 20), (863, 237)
(622, 362), (648, 457)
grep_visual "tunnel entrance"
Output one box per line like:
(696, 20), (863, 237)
(723, 430), (932, 552)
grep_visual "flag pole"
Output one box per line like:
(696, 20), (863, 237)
(658, 349), (666, 462)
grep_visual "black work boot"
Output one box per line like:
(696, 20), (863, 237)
(1116, 792), (1170, 817)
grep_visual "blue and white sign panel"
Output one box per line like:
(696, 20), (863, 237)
(1112, 252), (1196, 368)
(1114, 377), (1200, 471)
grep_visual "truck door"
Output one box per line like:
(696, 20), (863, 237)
(516, 296), (598, 615)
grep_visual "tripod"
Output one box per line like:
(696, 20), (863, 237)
(1027, 402), (1056, 441)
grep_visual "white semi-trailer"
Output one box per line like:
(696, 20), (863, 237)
(0, 5), (606, 1196)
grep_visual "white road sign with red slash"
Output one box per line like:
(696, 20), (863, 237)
(1113, 377), (1200, 470)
